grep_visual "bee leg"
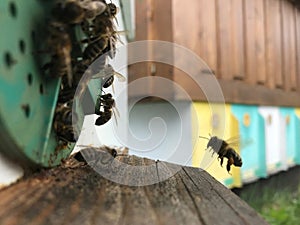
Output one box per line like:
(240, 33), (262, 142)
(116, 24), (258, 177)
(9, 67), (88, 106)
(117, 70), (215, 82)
(226, 162), (232, 174)
(220, 157), (224, 167)
(95, 116), (102, 126)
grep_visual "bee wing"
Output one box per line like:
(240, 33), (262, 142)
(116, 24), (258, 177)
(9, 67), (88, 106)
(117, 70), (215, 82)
(113, 30), (127, 45)
(112, 108), (119, 126)
(82, 1), (107, 17)
(111, 83), (115, 94)
(226, 136), (240, 146)
(114, 71), (126, 82)
(91, 66), (114, 79)
(226, 136), (253, 149)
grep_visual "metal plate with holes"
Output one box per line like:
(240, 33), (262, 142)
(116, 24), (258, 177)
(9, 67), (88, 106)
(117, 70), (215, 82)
(0, 0), (75, 168)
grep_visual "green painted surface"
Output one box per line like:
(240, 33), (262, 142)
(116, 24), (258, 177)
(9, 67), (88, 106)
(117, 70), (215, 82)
(0, 0), (74, 167)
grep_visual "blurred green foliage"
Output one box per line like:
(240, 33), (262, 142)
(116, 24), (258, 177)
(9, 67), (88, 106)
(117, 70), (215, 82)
(240, 186), (300, 225)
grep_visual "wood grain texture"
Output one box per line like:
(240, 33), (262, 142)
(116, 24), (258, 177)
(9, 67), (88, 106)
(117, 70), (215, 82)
(281, 0), (298, 91)
(128, 0), (174, 99)
(131, 0), (300, 106)
(265, 0), (284, 89)
(297, 10), (300, 89)
(216, 0), (246, 80)
(243, 0), (267, 85)
(0, 148), (270, 225)
(173, 0), (218, 73)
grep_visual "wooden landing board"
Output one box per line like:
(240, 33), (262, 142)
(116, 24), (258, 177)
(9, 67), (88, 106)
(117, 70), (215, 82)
(0, 148), (269, 225)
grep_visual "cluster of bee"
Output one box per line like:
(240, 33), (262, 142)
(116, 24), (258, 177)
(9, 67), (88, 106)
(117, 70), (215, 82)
(40, 0), (124, 146)
(199, 135), (243, 173)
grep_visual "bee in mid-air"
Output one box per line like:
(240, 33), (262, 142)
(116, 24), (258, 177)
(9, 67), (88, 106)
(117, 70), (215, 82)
(199, 135), (242, 173)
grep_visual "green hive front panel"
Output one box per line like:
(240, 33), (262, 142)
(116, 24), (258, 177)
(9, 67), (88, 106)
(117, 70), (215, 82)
(0, 0), (73, 168)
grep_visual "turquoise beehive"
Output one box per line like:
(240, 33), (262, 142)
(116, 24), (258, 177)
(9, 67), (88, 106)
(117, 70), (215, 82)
(232, 104), (267, 183)
(280, 107), (300, 167)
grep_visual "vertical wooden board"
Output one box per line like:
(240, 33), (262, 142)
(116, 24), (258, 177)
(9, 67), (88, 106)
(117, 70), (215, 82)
(243, 0), (256, 84)
(291, 7), (298, 91)
(231, 0), (246, 80)
(244, 0), (267, 84)
(216, 0), (245, 80)
(192, 103), (241, 188)
(129, 0), (151, 83)
(134, 0), (152, 41)
(151, 0), (173, 42)
(231, 105), (267, 183)
(173, 0), (218, 74)
(129, 0), (174, 98)
(151, 0), (174, 98)
(265, 0), (284, 89)
(216, 0), (233, 80)
(296, 10), (300, 90)
(281, 1), (298, 91)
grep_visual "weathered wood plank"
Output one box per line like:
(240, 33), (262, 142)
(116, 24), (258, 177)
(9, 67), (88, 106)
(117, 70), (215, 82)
(243, 0), (267, 85)
(265, 0), (284, 89)
(216, 0), (246, 80)
(0, 147), (269, 225)
(281, 0), (298, 91)
(297, 10), (300, 89)
(173, 0), (218, 73)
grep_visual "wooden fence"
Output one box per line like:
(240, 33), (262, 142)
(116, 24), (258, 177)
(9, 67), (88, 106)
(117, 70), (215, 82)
(129, 0), (300, 106)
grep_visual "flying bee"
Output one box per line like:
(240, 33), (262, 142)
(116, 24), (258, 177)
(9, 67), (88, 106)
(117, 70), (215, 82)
(94, 93), (119, 126)
(92, 64), (126, 90)
(199, 135), (242, 173)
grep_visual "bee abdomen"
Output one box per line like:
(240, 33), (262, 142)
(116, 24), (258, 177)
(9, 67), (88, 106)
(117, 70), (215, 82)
(102, 76), (114, 88)
(83, 38), (108, 61)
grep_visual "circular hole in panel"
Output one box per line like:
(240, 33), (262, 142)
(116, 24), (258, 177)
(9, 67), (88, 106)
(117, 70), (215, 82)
(27, 73), (33, 85)
(19, 40), (26, 54)
(39, 84), (44, 95)
(21, 104), (30, 118)
(4, 52), (14, 68)
(9, 2), (17, 18)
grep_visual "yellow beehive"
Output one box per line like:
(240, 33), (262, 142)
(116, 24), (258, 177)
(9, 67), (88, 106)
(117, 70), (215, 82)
(295, 109), (300, 118)
(192, 103), (242, 188)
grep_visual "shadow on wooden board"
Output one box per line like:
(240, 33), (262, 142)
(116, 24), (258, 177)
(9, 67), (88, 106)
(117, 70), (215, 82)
(0, 147), (269, 225)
